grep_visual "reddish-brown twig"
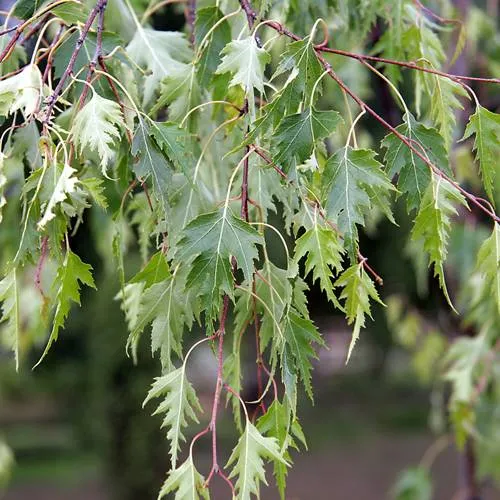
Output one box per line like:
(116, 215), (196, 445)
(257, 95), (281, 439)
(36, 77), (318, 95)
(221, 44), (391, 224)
(315, 46), (500, 85)
(43, 0), (107, 125)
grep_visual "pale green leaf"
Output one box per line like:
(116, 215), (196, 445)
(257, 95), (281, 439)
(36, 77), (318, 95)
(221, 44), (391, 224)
(282, 310), (324, 400)
(144, 367), (203, 469)
(461, 105), (500, 203)
(72, 93), (124, 175)
(444, 335), (487, 404)
(216, 36), (270, 96)
(293, 223), (344, 308)
(0, 64), (43, 118)
(0, 269), (20, 370)
(154, 63), (201, 128)
(393, 467), (432, 500)
(38, 163), (79, 229)
(0, 440), (14, 490)
(411, 173), (468, 309)
(36, 250), (96, 366)
(126, 28), (192, 104)
(226, 421), (288, 500)
(158, 455), (209, 500)
(257, 400), (306, 499)
(473, 223), (500, 315)
(431, 77), (467, 149)
(334, 263), (384, 362)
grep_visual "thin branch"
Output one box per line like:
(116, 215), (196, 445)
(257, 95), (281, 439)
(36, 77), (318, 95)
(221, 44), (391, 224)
(314, 46), (500, 85)
(43, 0), (107, 126)
(77, 0), (108, 109)
(239, 0), (256, 29)
(186, 0), (196, 45)
(205, 295), (233, 490)
(0, 24), (20, 37)
(251, 146), (384, 284)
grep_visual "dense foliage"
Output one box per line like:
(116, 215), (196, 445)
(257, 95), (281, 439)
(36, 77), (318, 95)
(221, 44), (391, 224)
(0, 0), (499, 498)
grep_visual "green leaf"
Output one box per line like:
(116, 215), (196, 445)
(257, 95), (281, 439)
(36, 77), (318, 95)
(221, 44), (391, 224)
(13, 0), (41, 19)
(411, 173), (468, 309)
(283, 310), (324, 401)
(226, 421), (288, 500)
(195, 6), (231, 87)
(274, 37), (324, 109)
(401, 24), (445, 116)
(117, 282), (144, 338)
(36, 250), (96, 366)
(80, 177), (108, 209)
(0, 36), (26, 77)
(144, 367), (203, 469)
(0, 153), (8, 223)
(393, 467), (432, 500)
(129, 251), (171, 287)
(430, 77), (467, 149)
(372, 1), (404, 86)
(150, 121), (195, 173)
(129, 267), (196, 371)
(51, 1), (90, 24)
(155, 63), (201, 128)
(175, 209), (262, 323)
(53, 31), (121, 81)
(257, 400), (306, 499)
(473, 223), (500, 316)
(158, 454), (209, 500)
(334, 263), (384, 363)
(216, 36), (270, 96)
(0, 269), (20, 370)
(382, 113), (449, 213)
(131, 118), (172, 209)
(322, 146), (394, 253)
(461, 105), (500, 203)
(273, 108), (342, 169)
(126, 28), (192, 104)
(72, 93), (124, 175)
(293, 223), (344, 308)
(252, 262), (291, 353)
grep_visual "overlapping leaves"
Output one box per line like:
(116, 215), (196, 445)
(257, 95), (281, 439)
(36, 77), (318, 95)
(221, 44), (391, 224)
(175, 209), (262, 323)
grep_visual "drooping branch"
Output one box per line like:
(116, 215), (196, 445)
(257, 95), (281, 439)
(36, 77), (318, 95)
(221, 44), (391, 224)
(238, 6), (499, 223)
(315, 46), (500, 85)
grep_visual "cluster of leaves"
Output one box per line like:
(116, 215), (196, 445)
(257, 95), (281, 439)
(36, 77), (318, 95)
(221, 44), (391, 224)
(0, 0), (499, 498)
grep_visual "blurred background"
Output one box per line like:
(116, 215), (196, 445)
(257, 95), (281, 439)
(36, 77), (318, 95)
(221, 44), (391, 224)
(1, 0), (499, 499)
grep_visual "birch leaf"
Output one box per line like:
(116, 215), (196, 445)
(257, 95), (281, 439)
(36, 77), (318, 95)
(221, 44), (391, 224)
(72, 93), (124, 175)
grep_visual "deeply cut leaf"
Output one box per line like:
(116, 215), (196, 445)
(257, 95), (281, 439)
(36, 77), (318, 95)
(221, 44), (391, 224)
(144, 367), (203, 469)
(335, 263), (384, 362)
(226, 421), (288, 500)
(461, 105), (500, 203)
(411, 173), (468, 309)
(36, 250), (96, 366)
(322, 146), (394, 254)
(72, 93), (124, 175)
